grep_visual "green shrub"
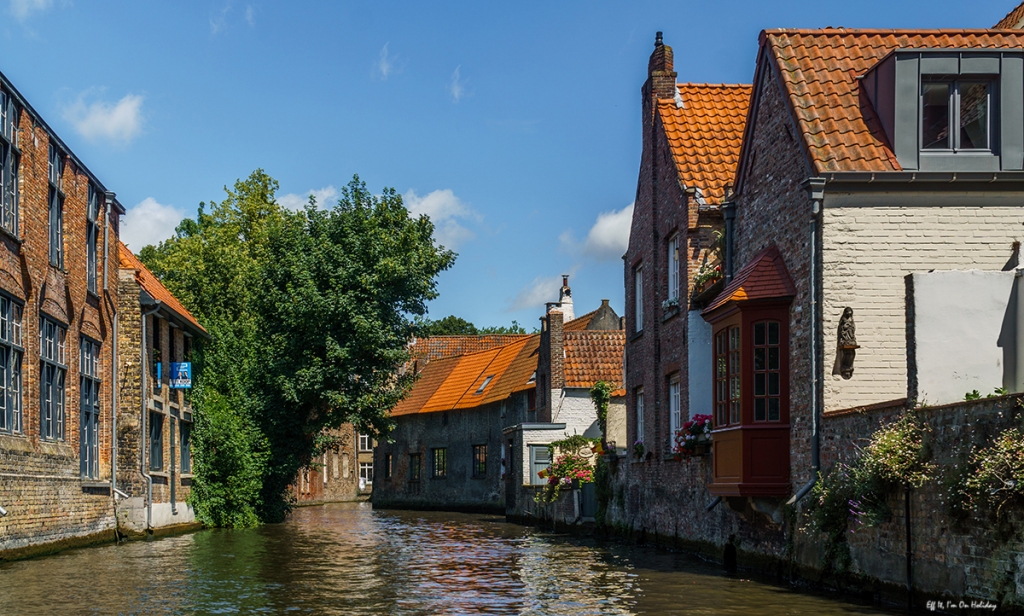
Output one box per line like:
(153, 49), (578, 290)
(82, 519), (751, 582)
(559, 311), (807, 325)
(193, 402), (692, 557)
(952, 428), (1024, 526)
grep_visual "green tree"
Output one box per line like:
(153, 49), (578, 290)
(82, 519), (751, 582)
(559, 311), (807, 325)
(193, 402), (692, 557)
(417, 315), (479, 336)
(140, 171), (454, 524)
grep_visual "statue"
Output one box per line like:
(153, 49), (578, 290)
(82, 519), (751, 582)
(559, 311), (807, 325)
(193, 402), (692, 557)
(832, 307), (859, 380)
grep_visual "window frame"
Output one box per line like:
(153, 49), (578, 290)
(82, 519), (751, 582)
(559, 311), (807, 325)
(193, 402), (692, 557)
(180, 420), (192, 474)
(431, 447), (447, 478)
(529, 445), (550, 486)
(635, 388), (644, 445)
(79, 336), (101, 478)
(358, 433), (372, 452)
(359, 462), (374, 484)
(634, 264), (644, 332)
(0, 295), (22, 435)
(86, 185), (101, 294)
(667, 234), (680, 303)
(472, 444), (487, 478)
(668, 375), (681, 443)
(752, 320), (783, 423)
(711, 308), (790, 430)
(921, 77), (994, 153)
(47, 145), (64, 269)
(408, 453), (421, 481)
(0, 90), (18, 238)
(39, 315), (66, 441)
(149, 411), (164, 471)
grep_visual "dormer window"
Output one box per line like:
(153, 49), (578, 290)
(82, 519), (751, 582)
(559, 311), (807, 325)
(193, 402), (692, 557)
(922, 80), (990, 151)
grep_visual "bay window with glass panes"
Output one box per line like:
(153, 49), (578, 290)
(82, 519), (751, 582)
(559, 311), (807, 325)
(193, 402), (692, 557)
(706, 302), (791, 497)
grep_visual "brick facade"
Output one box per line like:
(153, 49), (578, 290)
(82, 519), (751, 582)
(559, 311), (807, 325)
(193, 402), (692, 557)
(290, 423), (367, 505)
(0, 77), (125, 559)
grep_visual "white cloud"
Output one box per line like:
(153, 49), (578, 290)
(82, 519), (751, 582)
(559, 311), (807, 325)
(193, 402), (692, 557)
(61, 91), (144, 145)
(404, 188), (479, 250)
(507, 275), (563, 312)
(378, 43), (394, 80)
(210, 3), (230, 34)
(450, 66), (468, 103)
(122, 198), (187, 250)
(244, 4), (254, 26)
(277, 185), (338, 210)
(561, 202), (633, 261)
(9, 0), (52, 21)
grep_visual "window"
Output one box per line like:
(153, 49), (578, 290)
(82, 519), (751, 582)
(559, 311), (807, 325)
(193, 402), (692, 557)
(79, 338), (101, 478)
(431, 447), (447, 478)
(39, 316), (66, 441)
(475, 375), (494, 394)
(86, 186), (100, 294)
(0, 90), (18, 237)
(753, 321), (782, 422)
(359, 462), (374, 484)
(151, 316), (161, 386)
(715, 325), (741, 427)
(47, 145), (63, 268)
(635, 388), (644, 444)
(384, 453), (393, 479)
(668, 375), (681, 442)
(472, 444), (487, 478)
(408, 453), (421, 481)
(0, 296), (22, 434)
(180, 420), (192, 474)
(358, 433), (372, 451)
(149, 412), (163, 471)
(667, 235), (679, 303)
(529, 445), (550, 485)
(922, 79), (991, 151)
(634, 265), (644, 332)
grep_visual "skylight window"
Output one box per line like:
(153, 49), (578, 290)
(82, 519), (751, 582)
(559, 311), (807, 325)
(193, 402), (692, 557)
(475, 375), (494, 394)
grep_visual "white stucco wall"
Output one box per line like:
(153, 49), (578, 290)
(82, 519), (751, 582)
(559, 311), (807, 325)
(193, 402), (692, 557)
(911, 270), (1016, 405)
(605, 397), (627, 453)
(687, 310), (713, 418)
(822, 202), (1024, 411)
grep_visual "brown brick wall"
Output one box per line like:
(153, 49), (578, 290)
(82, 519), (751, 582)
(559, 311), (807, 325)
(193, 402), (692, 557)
(0, 100), (122, 557)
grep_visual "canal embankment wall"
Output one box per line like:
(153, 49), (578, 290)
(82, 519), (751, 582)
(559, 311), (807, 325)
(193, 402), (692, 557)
(592, 394), (1024, 611)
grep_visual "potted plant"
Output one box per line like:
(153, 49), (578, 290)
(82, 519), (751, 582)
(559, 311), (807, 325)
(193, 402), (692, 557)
(633, 440), (645, 460)
(672, 414), (713, 459)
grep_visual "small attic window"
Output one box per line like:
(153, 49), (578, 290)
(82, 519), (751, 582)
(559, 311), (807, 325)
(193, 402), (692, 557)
(475, 375), (494, 394)
(922, 79), (991, 151)
(527, 371), (536, 384)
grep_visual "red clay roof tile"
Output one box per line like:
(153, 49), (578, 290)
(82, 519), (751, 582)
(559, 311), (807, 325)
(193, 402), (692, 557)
(659, 84), (751, 204)
(563, 330), (624, 389)
(763, 29), (1024, 174)
(702, 246), (796, 315)
(118, 242), (207, 335)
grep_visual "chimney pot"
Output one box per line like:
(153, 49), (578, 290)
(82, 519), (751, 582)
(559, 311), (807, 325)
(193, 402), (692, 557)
(655, 31), (663, 47)
(601, 299), (610, 307)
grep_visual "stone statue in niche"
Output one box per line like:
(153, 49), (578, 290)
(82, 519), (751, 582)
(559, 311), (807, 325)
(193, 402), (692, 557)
(832, 307), (859, 380)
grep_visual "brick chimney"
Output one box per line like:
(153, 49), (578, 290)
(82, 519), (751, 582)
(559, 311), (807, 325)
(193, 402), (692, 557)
(642, 31), (677, 126)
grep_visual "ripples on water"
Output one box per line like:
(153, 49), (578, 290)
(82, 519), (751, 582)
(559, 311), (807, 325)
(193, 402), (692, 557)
(0, 503), (892, 615)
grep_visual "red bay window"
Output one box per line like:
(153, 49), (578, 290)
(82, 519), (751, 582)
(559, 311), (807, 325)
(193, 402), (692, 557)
(702, 246), (794, 498)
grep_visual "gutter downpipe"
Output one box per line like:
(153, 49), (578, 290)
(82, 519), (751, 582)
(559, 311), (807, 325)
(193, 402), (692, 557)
(788, 178), (826, 506)
(103, 192), (125, 507)
(722, 201), (736, 282)
(141, 302), (163, 531)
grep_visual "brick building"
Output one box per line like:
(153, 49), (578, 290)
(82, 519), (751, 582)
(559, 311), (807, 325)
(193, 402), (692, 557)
(291, 423), (368, 505)
(0, 70), (126, 559)
(116, 243), (208, 534)
(610, 24), (1024, 606)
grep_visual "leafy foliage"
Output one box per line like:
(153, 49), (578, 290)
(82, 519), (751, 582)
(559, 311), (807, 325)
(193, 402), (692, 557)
(141, 171), (454, 524)
(589, 381), (612, 437)
(414, 315), (529, 336)
(805, 413), (935, 573)
(534, 434), (599, 504)
(950, 428), (1024, 526)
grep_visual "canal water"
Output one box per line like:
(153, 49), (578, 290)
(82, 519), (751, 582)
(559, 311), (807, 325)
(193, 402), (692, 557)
(0, 503), (893, 615)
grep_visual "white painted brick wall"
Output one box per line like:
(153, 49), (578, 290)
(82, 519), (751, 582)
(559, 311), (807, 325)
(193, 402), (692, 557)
(822, 205), (1024, 411)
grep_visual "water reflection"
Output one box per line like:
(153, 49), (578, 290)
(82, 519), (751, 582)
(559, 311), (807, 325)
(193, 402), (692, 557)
(0, 503), (892, 615)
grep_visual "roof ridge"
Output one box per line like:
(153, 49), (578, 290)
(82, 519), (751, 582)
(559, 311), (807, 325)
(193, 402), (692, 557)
(764, 28), (1024, 34)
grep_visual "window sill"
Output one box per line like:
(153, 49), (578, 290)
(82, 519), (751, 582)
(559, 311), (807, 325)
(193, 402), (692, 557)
(0, 225), (21, 246)
(149, 471), (169, 478)
(80, 480), (110, 490)
(661, 306), (681, 323)
(629, 330), (644, 342)
(86, 290), (100, 302)
(179, 473), (194, 479)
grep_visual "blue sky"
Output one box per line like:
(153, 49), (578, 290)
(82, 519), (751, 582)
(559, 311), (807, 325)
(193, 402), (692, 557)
(0, 0), (1015, 328)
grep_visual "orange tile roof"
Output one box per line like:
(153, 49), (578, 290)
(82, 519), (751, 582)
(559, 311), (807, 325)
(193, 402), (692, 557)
(118, 242), (207, 336)
(703, 245), (796, 315)
(410, 334), (532, 364)
(763, 29), (1024, 174)
(391, 336), (539, 417)
(659, 84), (751, 204)
(563, 330), (624, 389)
(564, 309), (596, 331)
(995, 3), (1024, 29)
